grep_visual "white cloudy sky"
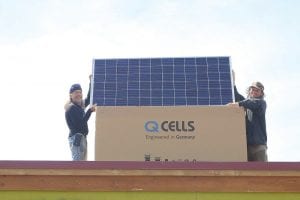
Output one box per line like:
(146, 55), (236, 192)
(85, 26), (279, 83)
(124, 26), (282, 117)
(0, 0), (299, 161)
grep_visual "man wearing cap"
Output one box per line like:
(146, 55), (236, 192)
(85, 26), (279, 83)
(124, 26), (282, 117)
(65, 82), (96, 160)
(228, 74), (268, 161)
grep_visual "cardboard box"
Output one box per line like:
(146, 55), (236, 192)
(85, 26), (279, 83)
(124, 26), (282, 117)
(95, 106), (247, 162)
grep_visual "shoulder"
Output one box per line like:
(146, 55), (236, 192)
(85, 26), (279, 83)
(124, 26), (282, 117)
(65, 102), (79, 113)
(256, 98), (266, 105)
(65, 101), (73, 111)
(256, 98), (266, 104)
(253, 98), (267, 111)
(260, 99), (267, 108)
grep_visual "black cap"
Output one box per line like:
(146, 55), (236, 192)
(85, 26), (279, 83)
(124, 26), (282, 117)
(69, 84), (82, 94)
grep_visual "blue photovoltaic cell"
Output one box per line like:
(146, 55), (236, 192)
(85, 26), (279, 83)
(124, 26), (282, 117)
(91, 57), (234, 106)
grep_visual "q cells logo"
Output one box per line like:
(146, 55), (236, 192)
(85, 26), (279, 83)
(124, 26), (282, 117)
(144, 120), (195, 133)
(144, 121), (159, 133)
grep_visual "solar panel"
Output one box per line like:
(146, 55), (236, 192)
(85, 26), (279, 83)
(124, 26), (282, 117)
(91, 57), (234, 106)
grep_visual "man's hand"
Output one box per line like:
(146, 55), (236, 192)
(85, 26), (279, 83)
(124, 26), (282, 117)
(227, 102), (239, 107)
(90, 104), (97, 112)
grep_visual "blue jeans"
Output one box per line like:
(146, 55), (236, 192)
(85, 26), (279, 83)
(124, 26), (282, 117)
(68, 133), (87, 161)
(247, 145), (268, 161)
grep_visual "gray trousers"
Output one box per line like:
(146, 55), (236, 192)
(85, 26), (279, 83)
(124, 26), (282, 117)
(68, 133), (87, 161)
(247, 145), (268, 161)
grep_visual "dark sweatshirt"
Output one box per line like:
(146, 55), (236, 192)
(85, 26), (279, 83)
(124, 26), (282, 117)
(234, 86), (267, 145)
(65, 87), (92, 137)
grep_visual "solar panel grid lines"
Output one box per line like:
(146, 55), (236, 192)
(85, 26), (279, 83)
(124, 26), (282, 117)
(205, 57), (210, 105)
(91, 57), (234, 106)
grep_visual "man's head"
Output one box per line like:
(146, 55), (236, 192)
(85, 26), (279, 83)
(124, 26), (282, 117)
(249, 81), (264, 98)
(69, 84), (83, 104)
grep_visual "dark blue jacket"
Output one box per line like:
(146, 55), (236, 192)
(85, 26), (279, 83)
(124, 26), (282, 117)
(65, 87), (92, 137)
(234, 86), (267, 145)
